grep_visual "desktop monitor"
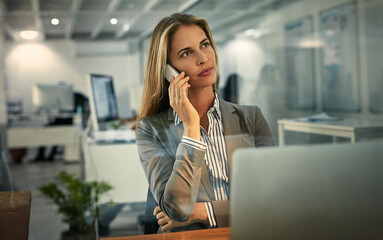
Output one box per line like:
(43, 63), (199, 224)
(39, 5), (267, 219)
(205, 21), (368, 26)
(87, 74), (119, 131)
(32, 83), (74, 112)
(231, 141), (383, 240)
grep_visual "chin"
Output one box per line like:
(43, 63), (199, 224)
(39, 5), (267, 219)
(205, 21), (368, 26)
(192, 79), (216, 89)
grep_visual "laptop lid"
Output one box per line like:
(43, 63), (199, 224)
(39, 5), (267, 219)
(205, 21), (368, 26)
(231, 141), (383, 240)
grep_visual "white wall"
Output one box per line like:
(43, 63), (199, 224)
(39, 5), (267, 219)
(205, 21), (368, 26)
(4, 40), (141, 118)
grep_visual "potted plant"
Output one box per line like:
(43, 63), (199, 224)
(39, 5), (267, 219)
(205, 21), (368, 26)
(39, 171), (113, 240)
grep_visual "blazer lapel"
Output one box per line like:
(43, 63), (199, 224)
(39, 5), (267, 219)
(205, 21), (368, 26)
(201, 164), (215, 200)
(220, 99), (241, 179)
(219, 99), (254, 179)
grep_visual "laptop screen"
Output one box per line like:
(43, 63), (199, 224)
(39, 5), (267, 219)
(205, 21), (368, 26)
(231, 141), (383, 240)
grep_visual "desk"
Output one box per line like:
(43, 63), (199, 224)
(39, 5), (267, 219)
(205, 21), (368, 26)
(8, 113), (75, 121)
(7, 126), (80, 162)
(278, 118), (383, 146)
(101, 227), (230, 240)
(82, 137), (148, 203)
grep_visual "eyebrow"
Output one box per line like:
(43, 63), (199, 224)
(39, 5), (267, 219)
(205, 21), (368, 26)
(177, 38), (209, 55)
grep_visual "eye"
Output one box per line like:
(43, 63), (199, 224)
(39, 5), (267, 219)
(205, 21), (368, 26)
(201, 42), (210, 48)
(181, 51), (191, 57)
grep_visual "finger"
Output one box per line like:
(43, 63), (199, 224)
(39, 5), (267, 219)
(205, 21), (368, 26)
(175, 76), (189, 104)
(180, 80), (190, 98)
(169, 75), (180, 107)
(173, 74), (187, 103)
(169, 72), (185, 90)
(156, 212), (166, 220)
(168, 84), (175, 108)
(176, 77), (190, 98)
(173, 74), (185, 96)
(175, 75), (189, 88)
(157, 217), (170, 226)
(153, 206), (161, 216)
(161, 222), (172, 232)
(172, 72), (185, 84)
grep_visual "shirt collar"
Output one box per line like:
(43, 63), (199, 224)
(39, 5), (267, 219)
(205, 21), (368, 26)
(174, 94), (221, 126)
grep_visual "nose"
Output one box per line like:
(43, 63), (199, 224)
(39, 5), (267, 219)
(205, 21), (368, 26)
(197, 51), (208, 66)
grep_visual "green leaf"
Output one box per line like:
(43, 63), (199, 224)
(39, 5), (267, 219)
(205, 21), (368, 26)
(38, 171), (113, 232)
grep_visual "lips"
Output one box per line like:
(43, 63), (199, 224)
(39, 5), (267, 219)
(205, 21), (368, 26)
(198, 67), (213, 76)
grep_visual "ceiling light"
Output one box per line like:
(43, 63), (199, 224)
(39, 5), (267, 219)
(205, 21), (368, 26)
(51, 18), (60, 25)
(19, 30), (39, 40)
(244, 29), (269, 39)
(110, 18), (118, 25)
(123, 23), (130, 31)
(245, 29), (256, 36)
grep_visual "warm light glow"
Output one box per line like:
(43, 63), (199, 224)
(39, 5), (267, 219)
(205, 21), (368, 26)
(123, 23), (130, 31)
(19, 30), (39, 40)
(245, 29), (255, 36)
(299, 39), (323, 48)
(245, 29), (262, 38)
(244, 29), (270, 39)
(110, 18), (118, 25)
(51, 18), (60, 25)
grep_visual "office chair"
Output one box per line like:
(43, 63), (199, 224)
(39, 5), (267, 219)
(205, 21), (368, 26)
(0, 191), (32, 240)
(139, 189), (159, 234)
(222, 73), (239, 104)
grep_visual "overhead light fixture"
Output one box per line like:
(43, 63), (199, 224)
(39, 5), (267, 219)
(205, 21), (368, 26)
(51, 18), (60, 25)
(299, 39), (323, 48)
(19, 30), (39, 40)
(123, 23), (130, 31)
(244, 28), (270, 39)
(245, 29), (256, 36)
(245, 29), (263, 38)
(110, 18), (118, 25)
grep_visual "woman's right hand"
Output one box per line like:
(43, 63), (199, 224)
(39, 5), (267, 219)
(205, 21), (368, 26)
(169, 72), (200, 140)
(154, 203), (208, 232)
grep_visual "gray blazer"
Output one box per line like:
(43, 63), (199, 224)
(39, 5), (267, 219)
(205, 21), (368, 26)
(136, 98), (274, 232)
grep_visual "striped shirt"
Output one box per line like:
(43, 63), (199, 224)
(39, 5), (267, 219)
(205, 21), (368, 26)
(174, 94), (229, 228)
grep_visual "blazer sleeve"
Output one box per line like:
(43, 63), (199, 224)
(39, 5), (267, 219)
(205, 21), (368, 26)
(136, 117), (206, 222)
(211, 200), (229, 227)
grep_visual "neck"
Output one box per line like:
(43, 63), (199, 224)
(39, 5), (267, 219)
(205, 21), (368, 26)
(188, 87), (215, 117)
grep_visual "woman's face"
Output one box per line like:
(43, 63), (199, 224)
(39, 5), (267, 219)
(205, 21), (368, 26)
(168, 24), (217, 90)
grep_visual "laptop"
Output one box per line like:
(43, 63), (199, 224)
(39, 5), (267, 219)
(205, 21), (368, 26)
(231, 141), (383, 240)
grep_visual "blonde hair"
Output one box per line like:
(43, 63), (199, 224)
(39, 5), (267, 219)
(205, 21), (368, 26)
(137, 13), (219, 123)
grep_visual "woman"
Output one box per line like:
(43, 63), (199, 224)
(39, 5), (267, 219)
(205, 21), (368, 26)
(136, 13), (274, 233)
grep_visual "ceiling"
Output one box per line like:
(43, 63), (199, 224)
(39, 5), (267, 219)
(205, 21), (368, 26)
(1, 0), (295, 42)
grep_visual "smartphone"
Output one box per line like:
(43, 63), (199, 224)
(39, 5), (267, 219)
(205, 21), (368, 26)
(165, 64), (179, 83)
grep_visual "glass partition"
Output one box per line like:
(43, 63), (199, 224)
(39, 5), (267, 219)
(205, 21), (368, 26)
(2, 0), (383, 239)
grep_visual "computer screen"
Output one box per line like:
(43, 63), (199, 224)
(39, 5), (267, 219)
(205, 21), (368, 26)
(32, 83), (74, 112)
(88, 74), (119, 131)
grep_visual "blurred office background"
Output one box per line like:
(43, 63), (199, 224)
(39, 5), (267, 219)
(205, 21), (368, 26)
(0, 0), (382, 239)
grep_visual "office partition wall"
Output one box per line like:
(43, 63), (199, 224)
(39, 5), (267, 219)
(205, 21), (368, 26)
(365, 0), (383, 113)
(284, 15), (316, 110)
(320, 2), (360, 112)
